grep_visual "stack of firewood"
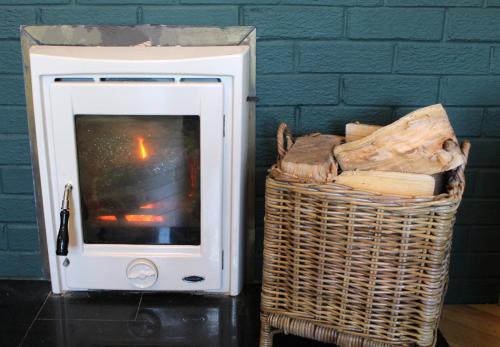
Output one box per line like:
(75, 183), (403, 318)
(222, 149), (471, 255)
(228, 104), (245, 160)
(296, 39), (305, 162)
(278, 104), (466, 197)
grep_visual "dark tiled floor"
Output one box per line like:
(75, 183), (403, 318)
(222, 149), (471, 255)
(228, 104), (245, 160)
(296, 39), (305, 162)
(0, 280), (51, 347)
(0, 280), (449, 347)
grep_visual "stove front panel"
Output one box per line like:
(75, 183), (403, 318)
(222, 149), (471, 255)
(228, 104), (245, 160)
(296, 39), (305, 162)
(46, 81), (224, 291)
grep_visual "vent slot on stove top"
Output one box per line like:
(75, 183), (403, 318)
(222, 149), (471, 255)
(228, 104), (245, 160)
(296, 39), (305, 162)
(54, 77), (95, 82)
(100, 77), (175, 82)
(180, 78), (221, 83)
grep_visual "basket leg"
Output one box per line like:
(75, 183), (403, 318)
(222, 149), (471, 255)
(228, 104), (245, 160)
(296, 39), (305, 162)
(260, 318), (274, 347)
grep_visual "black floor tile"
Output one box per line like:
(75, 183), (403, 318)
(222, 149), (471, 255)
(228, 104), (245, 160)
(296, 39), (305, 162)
(0, 280), (50, 347)
(24, 318), (256, 347)
(22, 319), (154, 347)
(37, 291), (142, 321)
(0, 322), (32, 347)
(0, 280), (51, 322)
(0, 280), (451, 347)
(136, 286), (260, 347)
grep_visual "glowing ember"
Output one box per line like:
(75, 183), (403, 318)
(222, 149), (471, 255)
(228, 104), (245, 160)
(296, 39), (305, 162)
(96, 215), (117, 222)
(137, 137), (148, 160)
(125, 214), (164, 223)
(140, 203), (155, 209)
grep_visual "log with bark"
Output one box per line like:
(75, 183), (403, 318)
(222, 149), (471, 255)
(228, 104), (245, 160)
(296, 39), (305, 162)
(280, 133), (343, 183)
(333, 104), (465, 175)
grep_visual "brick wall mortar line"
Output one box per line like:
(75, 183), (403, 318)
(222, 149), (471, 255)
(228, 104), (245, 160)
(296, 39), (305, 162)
(0, 165), (33, 169)
(440, 76), (448, 104)
(341, 6), (347, 39)
(257, 72), (500, 77)
(35, 7), (42, 24)
(437, 76), (443, 103)
(0, 134), (29, 140)
(480, 108), (489, 137)
(391, 43), (398, 73)
(339, 75), (344, 105)
(136, 6), (143, 24)
(238, 5), (243, 26)
(489, 45), (495, 73)
(292, 40), (298, 73)
(294, 105), (300, 133)
(441, 7), (447, 42)
(5, 222), (37, 227)
(0, 250), (41, 255)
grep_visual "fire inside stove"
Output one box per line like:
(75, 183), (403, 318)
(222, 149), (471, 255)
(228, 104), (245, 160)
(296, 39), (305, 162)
(75, 115), (200, 245)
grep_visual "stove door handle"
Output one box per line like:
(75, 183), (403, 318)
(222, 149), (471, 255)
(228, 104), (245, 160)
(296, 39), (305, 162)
(56, 183), (72, 256)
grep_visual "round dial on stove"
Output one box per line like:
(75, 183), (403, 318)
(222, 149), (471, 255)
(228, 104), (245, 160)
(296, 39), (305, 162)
(126, 259), (158, 289)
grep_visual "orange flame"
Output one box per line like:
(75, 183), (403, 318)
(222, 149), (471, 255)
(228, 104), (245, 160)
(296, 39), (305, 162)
(140, 203), (155, 209)
(137, 137), (148, 160)
(96, 215), (117, 222)
(125, 214), (164, 223)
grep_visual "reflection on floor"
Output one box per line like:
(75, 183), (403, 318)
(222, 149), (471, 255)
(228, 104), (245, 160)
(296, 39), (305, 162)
(0, 280), (459, 347)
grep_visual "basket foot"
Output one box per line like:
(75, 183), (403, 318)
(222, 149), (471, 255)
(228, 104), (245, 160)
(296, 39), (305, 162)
(260, 318), (274, 347)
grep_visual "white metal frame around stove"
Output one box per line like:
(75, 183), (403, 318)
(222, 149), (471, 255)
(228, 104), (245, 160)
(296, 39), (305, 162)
(24, 35), (254, 295)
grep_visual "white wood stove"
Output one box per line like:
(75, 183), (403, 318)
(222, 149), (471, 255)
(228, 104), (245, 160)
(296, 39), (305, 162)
(21, 26), (256, 295)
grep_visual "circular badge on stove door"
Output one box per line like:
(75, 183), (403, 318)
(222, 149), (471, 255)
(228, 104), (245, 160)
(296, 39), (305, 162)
(126, 258), (158, 289)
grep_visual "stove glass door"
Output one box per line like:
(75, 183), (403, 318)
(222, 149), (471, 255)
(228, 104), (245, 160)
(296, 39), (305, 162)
(75, 115), (200, 246)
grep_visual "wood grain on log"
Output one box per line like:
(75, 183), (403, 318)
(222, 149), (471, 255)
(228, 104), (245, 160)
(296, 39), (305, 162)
(281, 134), (343, 183)
(345, 123), (381, 142)
(333, 104), (465, 175)
(336, 170), (436, 197)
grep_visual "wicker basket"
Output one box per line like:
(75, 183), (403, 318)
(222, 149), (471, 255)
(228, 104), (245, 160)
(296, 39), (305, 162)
(260, 124), (470, 347)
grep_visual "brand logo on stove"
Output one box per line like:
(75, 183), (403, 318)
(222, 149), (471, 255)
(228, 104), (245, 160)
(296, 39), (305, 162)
(182, 275), (205, 283)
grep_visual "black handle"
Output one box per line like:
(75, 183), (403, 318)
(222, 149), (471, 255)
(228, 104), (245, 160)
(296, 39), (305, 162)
(56, 183), (72, 256)
(56, 209), (70, 256)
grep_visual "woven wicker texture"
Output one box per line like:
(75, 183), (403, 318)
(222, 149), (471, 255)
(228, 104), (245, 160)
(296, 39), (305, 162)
(260, 125), (470, 347)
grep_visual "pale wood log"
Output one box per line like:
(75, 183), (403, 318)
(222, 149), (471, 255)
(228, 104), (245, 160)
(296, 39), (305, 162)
(333, 104), (465, 175)
(345, 123), (381, 142)
(280, 133), (343, 183)
(432, 172), (445, 195)
(336, 170), (436, 197)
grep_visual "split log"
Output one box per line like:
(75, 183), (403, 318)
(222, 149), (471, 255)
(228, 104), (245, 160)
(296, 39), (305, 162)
(280, 133), (343, 183)
(432, 172), (445, 195)
(345, 123), (381, 142)
(336, 170), (436, 197)
(333, 104), (465, 175)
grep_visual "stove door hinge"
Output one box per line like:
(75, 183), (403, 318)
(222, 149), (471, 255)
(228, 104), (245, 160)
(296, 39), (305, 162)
(221, 250), (224, 270)
(223, 114), (226, 137)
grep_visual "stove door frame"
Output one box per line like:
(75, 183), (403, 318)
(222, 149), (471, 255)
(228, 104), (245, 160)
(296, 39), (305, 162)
(45, 81), (224, 292)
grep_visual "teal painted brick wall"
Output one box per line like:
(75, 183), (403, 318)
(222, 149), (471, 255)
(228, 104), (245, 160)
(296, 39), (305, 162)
(0, 0), (499, 303)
